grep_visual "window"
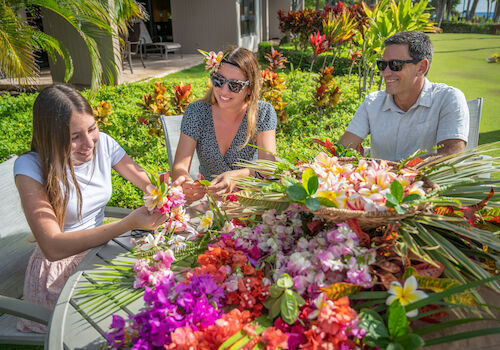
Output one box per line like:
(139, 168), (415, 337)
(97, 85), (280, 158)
(240, 0), (256, 36)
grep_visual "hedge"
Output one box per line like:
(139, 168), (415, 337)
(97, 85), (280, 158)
(258, 42), (355, 75)
(439, 21), (500, 35)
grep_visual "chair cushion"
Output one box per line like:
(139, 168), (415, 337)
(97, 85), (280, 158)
(0, 156), (35, 298)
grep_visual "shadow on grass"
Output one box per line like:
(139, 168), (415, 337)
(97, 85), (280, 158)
(435, 46), (500, 53)
(479, 130), (500, 145)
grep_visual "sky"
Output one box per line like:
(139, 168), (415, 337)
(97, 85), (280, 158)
(457, 0), (491, 13)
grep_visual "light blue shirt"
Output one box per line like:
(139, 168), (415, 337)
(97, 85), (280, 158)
(346, 78), (469, 161)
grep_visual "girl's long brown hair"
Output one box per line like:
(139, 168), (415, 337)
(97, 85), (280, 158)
(31, 84), (94, 229)
(201, 47), (261, 147)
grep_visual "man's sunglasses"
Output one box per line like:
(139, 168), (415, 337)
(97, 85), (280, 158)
(210, 73), (249, 93)
(376, 59), (420, 72)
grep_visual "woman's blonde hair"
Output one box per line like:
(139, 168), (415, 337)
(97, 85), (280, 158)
(201, 46), (261, 146)
(31, 84), (94, 229)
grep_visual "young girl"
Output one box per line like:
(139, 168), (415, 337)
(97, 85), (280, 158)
(173, 47), (277, 201)
(14, 84), (166, 333)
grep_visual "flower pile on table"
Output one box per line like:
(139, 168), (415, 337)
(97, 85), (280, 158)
(97, 144), (500, 350)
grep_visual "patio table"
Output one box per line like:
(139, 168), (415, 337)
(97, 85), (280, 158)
(46, 230), (147, 350)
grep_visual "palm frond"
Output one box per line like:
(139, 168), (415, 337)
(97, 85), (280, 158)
(0, 3), (38, 85)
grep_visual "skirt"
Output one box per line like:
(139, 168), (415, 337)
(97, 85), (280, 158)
(16, 245), (89, 333)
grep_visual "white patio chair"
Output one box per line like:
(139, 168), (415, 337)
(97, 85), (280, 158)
(160, 115), (200, 180)
(363, 98), (484, 157)
(0, 155), (131, 346)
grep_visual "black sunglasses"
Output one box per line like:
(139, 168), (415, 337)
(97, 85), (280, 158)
(210, 72), (249, 93)
(376, 59), (420, 72)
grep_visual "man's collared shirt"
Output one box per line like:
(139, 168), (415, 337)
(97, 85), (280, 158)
(346, 78), (469, 161)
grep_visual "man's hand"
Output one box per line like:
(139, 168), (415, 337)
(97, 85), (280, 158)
(437, 139), (466, 157)
(339, 131), (364, 152)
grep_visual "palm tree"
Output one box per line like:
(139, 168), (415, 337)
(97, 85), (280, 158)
(0, 0), (144, 92)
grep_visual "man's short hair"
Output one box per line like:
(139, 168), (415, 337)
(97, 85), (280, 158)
(384, 31), (433, 66)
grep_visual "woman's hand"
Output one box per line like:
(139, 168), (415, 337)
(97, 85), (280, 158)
(174, 175), (206, 202)
(207, 171), (237, 198)
(125, 207), (167, 231)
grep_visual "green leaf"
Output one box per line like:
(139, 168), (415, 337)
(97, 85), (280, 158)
(402, 193), (421, 203)
(291, 291), (306, 306)
(359, 308), (390, 340)
(302, 168), (318, 195)
(277, 273), (294, 289)
(388, 300), (409, 338)
(387, 342), (405, 350)
(317, 196), (338, 207)
(282, 176), (300, 187)
(269, 297), (282, 319)
(269, 285), (284, 298)
(199, 179), (211, 187)
(281, 290), (299, 325)
(305, 197), (320, 211)
(286, 184), (308, 202)
(385, 193), (399, 207)
(391, 180), (404, 202)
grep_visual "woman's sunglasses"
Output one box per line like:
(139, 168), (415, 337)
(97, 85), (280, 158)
(376, 59), (420, 72)
(210, 72), (249, 93)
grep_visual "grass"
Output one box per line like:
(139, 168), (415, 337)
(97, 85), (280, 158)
(427, 33), (500, 149)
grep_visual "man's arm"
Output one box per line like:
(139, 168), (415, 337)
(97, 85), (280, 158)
(339, 131), (364, 150)
(437, 139), (466, 157)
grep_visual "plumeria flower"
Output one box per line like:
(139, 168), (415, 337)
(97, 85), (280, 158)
(198, 49), (225, 72)
(143, 184), (166, 212)
(140, 232), (164, 251)
(386, 275), (428, 317)
(167, 234), (187, 253)
(197, 210), (214, 232)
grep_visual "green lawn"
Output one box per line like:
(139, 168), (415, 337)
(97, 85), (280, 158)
(427, 33), (500, 147)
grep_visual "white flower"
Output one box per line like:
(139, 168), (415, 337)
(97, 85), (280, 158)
(167, 235), (187, 253)
(386, 275), (428, 317)
(140, 233), (163, 251)
(197, 210), (214, 232)
(221, 221), (235, 234)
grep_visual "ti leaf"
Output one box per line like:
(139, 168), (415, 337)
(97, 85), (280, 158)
(302, 168), (318, 195)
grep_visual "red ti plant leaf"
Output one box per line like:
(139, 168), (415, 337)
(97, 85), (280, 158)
(412, 261), (445, 279)
(407, 157), (424, 168)
(309, 31), (328, 57)
(312, 138), (337, 156)
(458, 188), (494, 226)
(159, 172), (170, 185)
(346, 219), (370, 248)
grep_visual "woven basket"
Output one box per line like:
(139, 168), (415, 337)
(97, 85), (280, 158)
(309, 157), (439, 230)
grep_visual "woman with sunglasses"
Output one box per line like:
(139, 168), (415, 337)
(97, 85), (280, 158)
(172, 47), (277, 201)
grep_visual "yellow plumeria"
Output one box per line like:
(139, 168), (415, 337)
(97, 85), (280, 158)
(197, 210), (214, 233)
(386, 275), (428, 317)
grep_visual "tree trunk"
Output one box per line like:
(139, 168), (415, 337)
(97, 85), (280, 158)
(487, 0), (491, 19)
(316, 0), (321, 10)
(493, 0), (500, 21)
(446, 0), (453, 20)
(465, 0), (472, 19)
(467, 0), (480, 20)
(436, 0), (447, 26)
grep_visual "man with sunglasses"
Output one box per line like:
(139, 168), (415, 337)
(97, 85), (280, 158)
(340, 31), (469, 161)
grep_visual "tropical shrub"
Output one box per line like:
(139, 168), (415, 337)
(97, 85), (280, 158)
(440, 20), (499, 34)
(0, 65), (369, 209)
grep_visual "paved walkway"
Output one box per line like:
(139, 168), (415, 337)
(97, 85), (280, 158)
(0, 54), (202, 91)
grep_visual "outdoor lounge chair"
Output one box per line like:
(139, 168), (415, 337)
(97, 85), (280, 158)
(0, 155), (131, 346)
(138, 20), (183, 60)
(160, 115), (200, 180)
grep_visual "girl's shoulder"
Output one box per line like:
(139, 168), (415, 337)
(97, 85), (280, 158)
(14, 152), (43, 184)
(186, 100), (211, 115)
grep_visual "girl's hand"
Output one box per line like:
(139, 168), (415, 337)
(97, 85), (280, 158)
(174, 175), (206, 202)
(125, 207), (167, 231)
